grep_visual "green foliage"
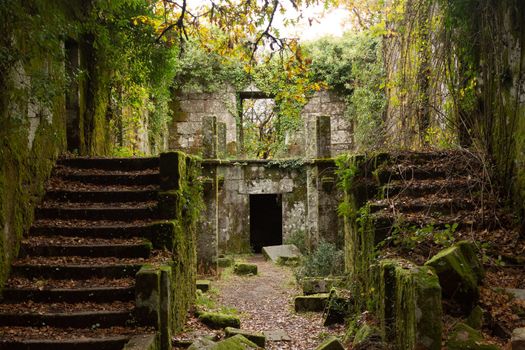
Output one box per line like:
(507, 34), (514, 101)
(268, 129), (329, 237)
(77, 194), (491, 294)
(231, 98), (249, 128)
(305, 31), (386, 150)
(380, 222), (458, 251)
(295, 241), (345, 280)
(284, 229), (307, 254)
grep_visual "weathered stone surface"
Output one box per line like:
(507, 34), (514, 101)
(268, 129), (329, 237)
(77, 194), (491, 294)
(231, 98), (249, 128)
(301, 277), (344, 295)
(512, 328), (525, 350)
(466, 306), (484, 330)
(294, 293), (329, 312)
(197, 280), (211, 292)
(188, 337), (216, 350)
(447, 323), (500, 350)
(214, 335), (259, 349)
(217, 257), (234, 268)
(323, 288), (353, 326)
(198, 312), (241, 329)
(263, 329), (291, 341)
(225, 327), (266, 347)
(315, 336), (345, 350)
(123, 334), (158, 350)
(262, 245), (301, 264)
(135, 266), (161, 327)
(425, 241), (483, 311)
(234, 263), (258, 276)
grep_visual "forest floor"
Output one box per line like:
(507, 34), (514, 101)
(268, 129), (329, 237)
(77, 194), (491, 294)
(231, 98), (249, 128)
(173, 255), (345, 349)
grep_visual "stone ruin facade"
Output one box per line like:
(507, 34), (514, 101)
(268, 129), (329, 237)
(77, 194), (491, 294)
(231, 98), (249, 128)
(168, 87), (353, 270)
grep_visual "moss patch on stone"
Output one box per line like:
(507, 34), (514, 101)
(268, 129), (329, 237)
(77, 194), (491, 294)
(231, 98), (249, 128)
(315, 336), (345, 350)
(446, 323), (500, 350)
(233, 263), (258, 275)
(294, 293), (330, 312)
(225, 327), (265, 347)
(198, 312), (241, 329)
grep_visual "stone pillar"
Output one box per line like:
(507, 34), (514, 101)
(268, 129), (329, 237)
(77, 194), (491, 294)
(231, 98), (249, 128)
(305, 115), (332, 158)
(202, 116), (217, 158)
(305, 115), (332, 249)
(217, 122), (227, 159)
(198, 163), (219, 274)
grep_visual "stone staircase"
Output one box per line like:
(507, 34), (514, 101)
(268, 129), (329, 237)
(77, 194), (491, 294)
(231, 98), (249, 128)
(0, 157), (166, 349)
(361, 150), (501, 265)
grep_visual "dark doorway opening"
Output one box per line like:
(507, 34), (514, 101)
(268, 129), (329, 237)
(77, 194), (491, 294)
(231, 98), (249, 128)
(250, 194), (283, 253)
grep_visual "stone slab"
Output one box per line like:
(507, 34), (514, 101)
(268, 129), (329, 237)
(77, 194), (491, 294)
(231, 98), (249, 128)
(262, 245), (301, 263)
(506, 289), (525, 301)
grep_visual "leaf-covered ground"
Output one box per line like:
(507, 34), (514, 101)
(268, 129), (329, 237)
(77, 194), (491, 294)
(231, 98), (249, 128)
(174, 255), (345, 349)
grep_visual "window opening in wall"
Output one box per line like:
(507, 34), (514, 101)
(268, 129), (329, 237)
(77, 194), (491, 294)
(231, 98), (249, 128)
(240, 92), (276, 159)
(249, 194), (283, 253)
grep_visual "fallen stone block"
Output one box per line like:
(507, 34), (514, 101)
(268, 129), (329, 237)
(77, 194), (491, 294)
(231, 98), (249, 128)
(215, 335), (259, 349)
(447, 323), (500, 350)
(262, 245), (301, 264)
(294, 293), (329, 312)
(352, 324), (384, 350)
(188, 337), (215, 350)
(263, 329), (291, 342)
(425, 241), (483, 312)
(512, 328), (525, 350)
(123, 334), (158, 350)
(217, 257), (234, 268)
(315, 336), (345, 350)
(302, 277), (344, 295)
(225, 327), (266, 347)
(234, 263), (258, 275)
(323, 288), (353, 326)
(198, 312), (241, 329)
(197, 280), (211, 292)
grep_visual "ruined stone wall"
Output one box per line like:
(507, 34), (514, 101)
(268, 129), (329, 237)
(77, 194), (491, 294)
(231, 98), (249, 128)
(302, 90), (352, 157)
(215, 161), (307, 254)
(168, 88), (238, 156)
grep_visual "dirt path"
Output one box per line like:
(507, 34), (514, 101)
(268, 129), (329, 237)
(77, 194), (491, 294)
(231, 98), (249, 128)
(212, 255), (345, 349)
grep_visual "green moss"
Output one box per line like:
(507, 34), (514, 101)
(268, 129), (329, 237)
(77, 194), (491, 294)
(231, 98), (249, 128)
(198, 312), (241, 329)
(447, 323), (500, 350)
(233, 263), (258, 275)
(225, 327), (266, 347)
(315, 336), (345, 350)
(213, 335), (258, 350)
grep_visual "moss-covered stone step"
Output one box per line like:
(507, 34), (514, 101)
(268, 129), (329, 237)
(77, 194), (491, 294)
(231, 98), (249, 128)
(196, 280), (211, 292)
(35, 206), (158, 221)
(446, 323), (500, 350)
(1, 285), (135, 303)
(233, 263), (258, 275)
(189, 334), (258, 350)
(45, 189), (158, 203)
(11, 262), (143, 279)
(57, 157), (159, 171)
(0, 307), (134, 328)
(294, 293), (329, 312)
(198, 312), (241, 329)
(315, 336), (345, 350)
(57, 172), (160, 186)
(225, 327), (266, 347)
(19, 240), (152, 259)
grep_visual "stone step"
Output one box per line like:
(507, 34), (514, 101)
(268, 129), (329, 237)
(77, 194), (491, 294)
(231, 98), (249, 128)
(35, 206), (158, 221)
(11, 259), (143, 279)
(0, 336), (131, 350)
(369, 197), (476, 215)
(56, 172), (159, 186)
(20, 237), (152, 258)
(0, 304), (133, 328)
(375, 167), (449, 183)
(2, 285), (134, 303)
(57, 157), (159, 171)
(380, 178), (479, 198)
(45, 190), (157, 203)
(30, 222), (153, 238)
